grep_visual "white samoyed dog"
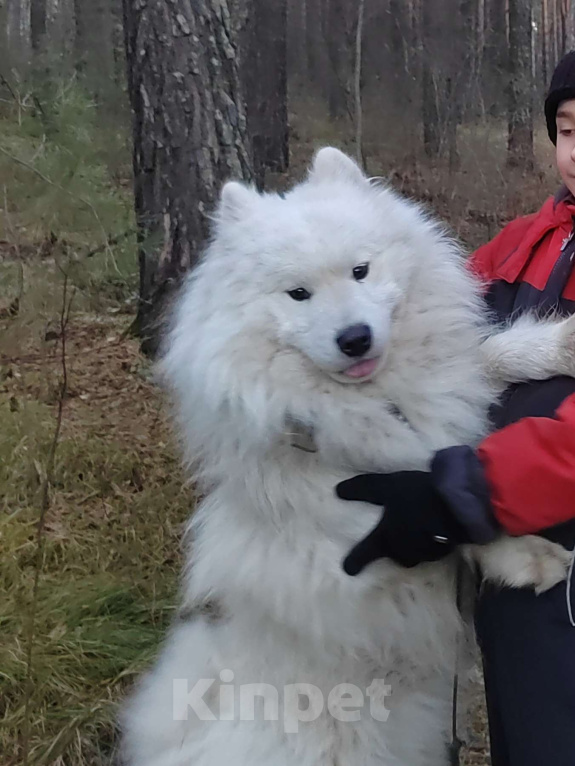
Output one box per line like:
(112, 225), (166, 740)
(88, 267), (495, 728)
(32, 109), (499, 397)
(121, 149), (573, 766)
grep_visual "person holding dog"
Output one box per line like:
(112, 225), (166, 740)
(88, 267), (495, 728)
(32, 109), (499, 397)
(339, 51), (575, 766)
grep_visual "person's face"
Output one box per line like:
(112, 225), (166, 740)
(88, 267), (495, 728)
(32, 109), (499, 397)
(556, 99), (575, 196)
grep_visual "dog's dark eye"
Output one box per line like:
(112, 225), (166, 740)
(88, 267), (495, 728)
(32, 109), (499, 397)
(287, 288), (312, 301)
(353, 263), (369, 281)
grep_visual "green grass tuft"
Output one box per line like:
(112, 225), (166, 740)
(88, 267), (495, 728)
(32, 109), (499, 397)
(0, 81), (191, 764)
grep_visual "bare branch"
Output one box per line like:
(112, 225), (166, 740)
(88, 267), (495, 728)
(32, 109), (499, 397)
(21, 271), (74, 766)
(0, 71), (18, 103)
(85, 227), (137, 258)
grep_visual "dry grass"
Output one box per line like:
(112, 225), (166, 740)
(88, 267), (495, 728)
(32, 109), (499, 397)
(0, 87), (192, 764)
(0, 264), (490, 766)
(2, 290), (494, 766)
(4, 87), (564, 766)
(0, 265), (191, 764)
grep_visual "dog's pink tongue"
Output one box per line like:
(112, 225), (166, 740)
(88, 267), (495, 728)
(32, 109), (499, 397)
(343, 358), (378, 379)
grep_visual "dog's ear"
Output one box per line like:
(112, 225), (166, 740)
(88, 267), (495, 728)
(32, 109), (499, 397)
(308, 147), (367, 188)
(218, 181), (257, 223)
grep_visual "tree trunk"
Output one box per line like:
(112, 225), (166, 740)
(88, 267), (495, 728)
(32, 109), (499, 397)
(306, 0), (319, 83)
(30, 0), (47, 51)
(74, 0), (115, 94)
(562, 0), (575, 52)
(422, 0), (441, 157)
(482, 0), (508, 115)
(507, 0), (534, 169)
(354, 0), (365, 166)
(73, 0), (87, 73)
(287, 0), (307, 85)
(446, 77), (460, 172)
(542, 0), (549, 84)
(300, 0), (308, 76)
(477, 0), (486, 76)
(122, 0), (253, 355)
(0, 0), (10, 68)
(111, 0), (126, 86)
(244, 0), (289, 188)
(5, 0), (31, 65)
(552, 0), (560, 65)
(388, 0), (410, 109)
(446, 0), (476, 160)
(325, 0), (351, 120)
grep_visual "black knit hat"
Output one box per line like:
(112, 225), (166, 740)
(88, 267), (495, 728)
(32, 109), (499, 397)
(545, 50), (575, 144)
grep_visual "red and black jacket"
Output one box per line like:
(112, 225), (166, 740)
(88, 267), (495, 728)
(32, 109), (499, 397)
(433, 191), (575, 544)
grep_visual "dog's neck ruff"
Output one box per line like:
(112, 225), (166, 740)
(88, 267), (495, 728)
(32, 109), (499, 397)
(284, 402), (413, 454)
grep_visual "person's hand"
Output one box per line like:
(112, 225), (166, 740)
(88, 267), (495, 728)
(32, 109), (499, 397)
(337, 471), (471, 574)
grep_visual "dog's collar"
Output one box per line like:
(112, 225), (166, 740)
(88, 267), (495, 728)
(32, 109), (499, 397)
(284, 403), (412, 454)
(387, 403), (410, 425)
(284, 418), (318, 453)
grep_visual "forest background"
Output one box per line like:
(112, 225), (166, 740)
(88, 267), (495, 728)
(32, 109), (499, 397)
(0, 1), (570, 763)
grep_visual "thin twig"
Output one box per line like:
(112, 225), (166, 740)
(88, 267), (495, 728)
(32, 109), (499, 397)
(0, 72), (30, 125)
(31, 94), (47, 121)
(0, 143), (118, 272)
(29, 134), (47, 165)
(21, 272), (74, 766)
(0, 71), (18, 103)
(85, 227), (137, 258)
(2, 184), (23, 317)
(354, 0), (366, 168)
(3, 183), (20, 258)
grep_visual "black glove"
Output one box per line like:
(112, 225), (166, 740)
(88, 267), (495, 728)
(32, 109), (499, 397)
(337, 471), (472, 574)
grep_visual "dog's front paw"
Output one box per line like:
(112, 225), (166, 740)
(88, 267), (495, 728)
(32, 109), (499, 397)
(468, 535), (572, 594)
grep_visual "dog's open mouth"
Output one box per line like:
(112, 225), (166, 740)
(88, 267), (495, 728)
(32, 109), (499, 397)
(341, 357), (379, 379)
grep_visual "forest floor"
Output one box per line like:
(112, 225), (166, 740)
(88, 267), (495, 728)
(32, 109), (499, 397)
(0, 89), (558, 765)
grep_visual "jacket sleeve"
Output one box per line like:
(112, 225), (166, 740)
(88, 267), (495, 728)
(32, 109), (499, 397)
(476, 393), (575, 535)
(432, 393), (575, 540)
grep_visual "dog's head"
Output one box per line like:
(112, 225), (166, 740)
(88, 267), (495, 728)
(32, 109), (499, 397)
(161, 149), (486, 474)
(202, 148), (426, 384)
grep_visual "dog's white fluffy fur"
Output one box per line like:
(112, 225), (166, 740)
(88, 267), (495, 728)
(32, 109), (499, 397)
(122, 149), (571, 766)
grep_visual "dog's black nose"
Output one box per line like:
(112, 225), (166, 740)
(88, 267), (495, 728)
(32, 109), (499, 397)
(336, 324), (372, 357)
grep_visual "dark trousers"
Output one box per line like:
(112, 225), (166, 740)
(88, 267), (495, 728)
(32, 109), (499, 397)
(475, 555), (575, 766)
(477, 374), (575, 763)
